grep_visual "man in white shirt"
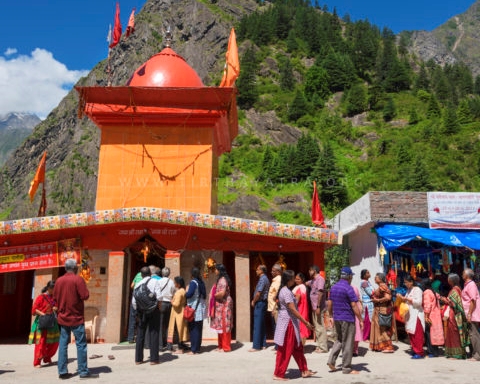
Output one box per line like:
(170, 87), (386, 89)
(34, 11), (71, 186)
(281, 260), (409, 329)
(133, 266), (162, 365)
(158, 267), (176, 350)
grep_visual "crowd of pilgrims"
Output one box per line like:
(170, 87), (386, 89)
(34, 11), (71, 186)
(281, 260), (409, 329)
(28, 261), (480, 376)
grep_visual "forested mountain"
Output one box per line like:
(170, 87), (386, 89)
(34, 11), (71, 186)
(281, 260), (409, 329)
(1, 0), (480, 225)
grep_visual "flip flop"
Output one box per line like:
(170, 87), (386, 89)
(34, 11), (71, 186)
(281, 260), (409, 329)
(108, 355), (115, 360)
(302, 370), (317, 378)
(89, 354), (102, 359)
(327, 363), (337, 372)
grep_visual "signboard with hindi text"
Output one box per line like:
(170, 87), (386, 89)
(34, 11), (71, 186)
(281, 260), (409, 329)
(427, 192), (480, 229)
(0, 238), (81, 273)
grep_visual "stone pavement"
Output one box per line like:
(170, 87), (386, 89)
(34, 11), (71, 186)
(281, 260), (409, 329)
(0, 339), (479, 384)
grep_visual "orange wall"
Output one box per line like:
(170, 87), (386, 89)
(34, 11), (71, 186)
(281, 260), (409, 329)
(96, 125), (217, 214)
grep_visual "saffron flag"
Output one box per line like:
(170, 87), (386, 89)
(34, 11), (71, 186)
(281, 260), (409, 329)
(220, 28), (240, 87)
(126, 8), (135, 37)
(312, 181), (326, 227)
(109, 2), (122, 48)
(28, 151), (47, 203)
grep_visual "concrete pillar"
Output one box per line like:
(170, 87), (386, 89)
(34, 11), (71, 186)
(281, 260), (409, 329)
(234, 251), (250, 342)
(105, 251), (125, 343)
(165, 250), (180, 278)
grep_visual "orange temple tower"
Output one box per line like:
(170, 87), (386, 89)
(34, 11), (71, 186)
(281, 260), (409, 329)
(77, 43), (238, 214)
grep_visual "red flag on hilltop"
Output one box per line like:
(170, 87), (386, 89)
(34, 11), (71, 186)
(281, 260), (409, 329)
(109, 2), (122, 48)
(312, 181), (326, 228)
(220, 28), (240, 87)
(28, 151), (46, 203)
(126, 8), (135, 37)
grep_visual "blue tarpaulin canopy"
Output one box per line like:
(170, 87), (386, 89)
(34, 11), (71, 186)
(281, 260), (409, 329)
(375, 224), (480, 251)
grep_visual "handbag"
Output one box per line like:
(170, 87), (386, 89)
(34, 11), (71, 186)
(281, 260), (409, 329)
(183, 280), (201, 322)
(183, 305), (196, 322)
(378, 312), (392, 327)
(38, 313), (57, 330)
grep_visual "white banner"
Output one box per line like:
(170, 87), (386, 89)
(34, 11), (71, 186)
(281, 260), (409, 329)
(428, 192), (480, 229)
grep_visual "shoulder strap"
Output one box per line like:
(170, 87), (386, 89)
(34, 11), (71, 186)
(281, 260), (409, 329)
(159, 279), (169, 294)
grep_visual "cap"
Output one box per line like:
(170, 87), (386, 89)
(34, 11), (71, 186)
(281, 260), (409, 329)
(341, 266), (354, 276)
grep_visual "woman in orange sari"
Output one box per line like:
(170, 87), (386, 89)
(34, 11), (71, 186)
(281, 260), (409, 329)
(293, 272), (310, 345)
(369, 272), (395, 353)
(28, 280), (59, 367)
(422, 278), (444, 358)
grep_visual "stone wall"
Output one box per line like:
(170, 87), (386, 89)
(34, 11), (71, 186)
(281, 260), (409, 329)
(369, 191), (428, 223)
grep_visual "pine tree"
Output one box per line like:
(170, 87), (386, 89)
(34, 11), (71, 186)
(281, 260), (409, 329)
(295, 134), (320, 180)
(311, 142), (348, 207)
(442, 104), (460, 134)
(237, 47), (259, 109)
(414, 63), (430, 91)
(404, 156), (432, 191)
(426, 95), (441, 119)
(304, 63), (330, 102)
(279, 56), (295, 91)
(408, 106), (419, 125)
(382, 96), (396, 122)
(259, 145), (275, 182)
(457, 99), (472, 125)
(345, 83), (368, 116)
(288, 90), (309, 122)
(474, 75), (480, 95)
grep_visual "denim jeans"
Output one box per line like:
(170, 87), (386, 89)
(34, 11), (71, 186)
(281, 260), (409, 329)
(252, 301), (267, 350)
(58, 324), (89, 376)
(188, 320), (204, 353)
(127, 305), (137, 342)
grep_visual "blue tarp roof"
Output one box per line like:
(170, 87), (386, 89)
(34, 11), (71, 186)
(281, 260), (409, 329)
(375, 224), (480, 251)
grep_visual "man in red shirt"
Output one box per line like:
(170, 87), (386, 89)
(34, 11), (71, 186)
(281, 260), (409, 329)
(54, 258), (98, 379)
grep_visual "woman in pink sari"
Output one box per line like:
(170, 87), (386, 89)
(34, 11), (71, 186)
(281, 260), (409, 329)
(292, 273), (310, 345)
(209, 264), (234, 352)
(421, 278), (444, 358)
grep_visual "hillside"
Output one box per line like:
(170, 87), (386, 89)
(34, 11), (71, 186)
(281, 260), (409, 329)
(1, 0), (480, 225)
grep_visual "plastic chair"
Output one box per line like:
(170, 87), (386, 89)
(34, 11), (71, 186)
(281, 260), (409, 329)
(84, 307), (99, 343)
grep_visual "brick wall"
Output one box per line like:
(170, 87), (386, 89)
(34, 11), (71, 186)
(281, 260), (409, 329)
(369, 191), (428, 223)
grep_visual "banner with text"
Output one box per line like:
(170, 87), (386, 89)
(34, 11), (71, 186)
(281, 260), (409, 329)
(0, 238), (81, 273)
(428, 192), (480, 229)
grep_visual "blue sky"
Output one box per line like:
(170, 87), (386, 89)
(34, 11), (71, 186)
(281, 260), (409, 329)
(0, 0), (476, 118)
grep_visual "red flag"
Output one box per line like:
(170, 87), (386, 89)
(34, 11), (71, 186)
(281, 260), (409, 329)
(312, 181), (326, 227)
(126, 8), (135, 37)
(28, 151), (46, 202)
(220, 28), (240, 87)
(109, 2), (122, 48)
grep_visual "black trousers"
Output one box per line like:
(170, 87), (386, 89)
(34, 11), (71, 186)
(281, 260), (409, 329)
(135, 308), (160, 363)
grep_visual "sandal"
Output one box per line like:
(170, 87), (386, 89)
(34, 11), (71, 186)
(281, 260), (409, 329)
(108, 355), (115, 360)
(89, 354), (102, 359)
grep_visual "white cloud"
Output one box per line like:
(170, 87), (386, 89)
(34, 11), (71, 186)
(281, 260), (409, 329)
(0, 48), (89, 119)
(4, 48), (17, 56)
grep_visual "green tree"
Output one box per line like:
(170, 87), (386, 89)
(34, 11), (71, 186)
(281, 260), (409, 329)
(408, 106), (420, 125)
(304, 64), (330, 102)
(457, 99), (472, 124)
(259, 145), (276, 182)
(288, 90), (309, 122)
(404, 156), (432, 191)
(321, 51), (357, 92)
(414, 63), (430, 91)
(345, 83), (368, 116)
(279, 56), (295, 91)
(442, 104), (460, 134)
(426, 95), (441, 119)
(295, 134), (320, 180)
(382, 96), (396, 122)
(311, 142), (348, 207)
(236, 47), (259, 109)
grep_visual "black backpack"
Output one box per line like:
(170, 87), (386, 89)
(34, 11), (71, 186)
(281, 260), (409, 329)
(133, 278), (158, 314)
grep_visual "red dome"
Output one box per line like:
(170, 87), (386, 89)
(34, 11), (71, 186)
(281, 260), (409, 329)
(127, 47), (204, 87)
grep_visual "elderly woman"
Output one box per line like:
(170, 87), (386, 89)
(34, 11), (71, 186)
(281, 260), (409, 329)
(209, 264), (234, 352)
(28, 280), (59, 367)
(273, 270), (315, 381)
(397, 275), (425, 359)
(369, 272), (395, 353)
(360, 269), (374, 341)
(440, 273), (469, 359)
(185, 267), (207, 355)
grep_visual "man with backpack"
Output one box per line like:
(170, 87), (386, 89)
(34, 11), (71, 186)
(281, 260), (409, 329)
(133, 266), (163, 365)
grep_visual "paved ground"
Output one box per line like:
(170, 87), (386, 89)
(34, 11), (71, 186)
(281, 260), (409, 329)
(0, 339), (479, 383)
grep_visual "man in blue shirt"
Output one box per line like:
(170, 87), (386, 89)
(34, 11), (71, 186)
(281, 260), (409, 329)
(327, 266), (363, 374)
(249, 265), (270, 352)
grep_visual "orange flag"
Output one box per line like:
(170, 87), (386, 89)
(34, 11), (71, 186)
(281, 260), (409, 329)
(312, 181), (326, 227)
(220, 28), (240, 87)
(28, 151), (46, 202)
(126, 8), (135, 37)
(109, 2), (122, 48)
